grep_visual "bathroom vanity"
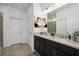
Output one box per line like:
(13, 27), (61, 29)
(33, 4), (79, 56)
(34, 33), (79, 56)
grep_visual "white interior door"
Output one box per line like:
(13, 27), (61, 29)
(10, 18), (26, 45)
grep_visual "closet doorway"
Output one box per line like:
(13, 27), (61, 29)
(0, 12), (3, 48)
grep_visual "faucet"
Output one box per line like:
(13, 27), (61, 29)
(40, 32), (42, 35)
(50, 32), (55, 36)
(66, 32), (71, 40)
(73, 31), (79, 42)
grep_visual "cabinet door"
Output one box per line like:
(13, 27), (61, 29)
(34, 36), (45, 56)
(39, 42), (44, 56)
(45, 45), (67, 56)
(45, 45), (51, 56)
(38, 37), (45, 56)
(45, 39), (56, 56)
(45, 39), (68, 56)
(45, 45), (58, 56)
(34, 36), (40, 53)
(45, 44), (58, 56)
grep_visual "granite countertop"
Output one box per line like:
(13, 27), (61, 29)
(34, 33), (79, 50)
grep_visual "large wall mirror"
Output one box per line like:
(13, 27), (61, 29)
(47, 12), (57, 34)
(47, 4), (79, 37)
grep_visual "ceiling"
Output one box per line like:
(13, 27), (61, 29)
(0, 3), (31, 11)
(40, 3), (54, 11)
(0, 3), (54, 11)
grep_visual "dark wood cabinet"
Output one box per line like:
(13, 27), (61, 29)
(45, 39), (68, 56)
(34, 36), (45, 56)
(34, 35), (79, 56)
(34, 36), (40, 53)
